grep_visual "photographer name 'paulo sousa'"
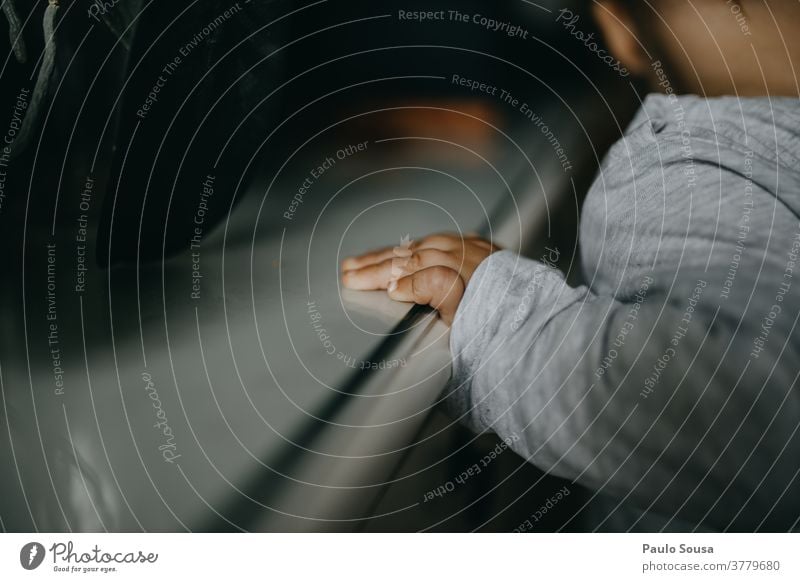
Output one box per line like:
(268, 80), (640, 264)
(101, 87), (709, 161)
(643, 544), (714, 554)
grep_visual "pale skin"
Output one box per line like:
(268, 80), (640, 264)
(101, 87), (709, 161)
(342, 0), (800, 324)
(341, 233), (499, 324)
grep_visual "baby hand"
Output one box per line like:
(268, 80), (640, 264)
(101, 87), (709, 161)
(341, 233), (500, 324)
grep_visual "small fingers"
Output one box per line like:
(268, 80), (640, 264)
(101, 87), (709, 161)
(342, 248), (465, 291)
(342, 233), (498, 295)
(341, 257), (395, 290)
(342, 233), (496, 270)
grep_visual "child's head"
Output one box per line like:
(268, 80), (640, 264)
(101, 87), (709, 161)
(592, 0), (800, 96)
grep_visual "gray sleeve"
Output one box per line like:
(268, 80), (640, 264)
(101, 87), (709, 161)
(447, 249), (800, 531)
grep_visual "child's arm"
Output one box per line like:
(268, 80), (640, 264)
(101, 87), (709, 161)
(344, 236), (800, 531)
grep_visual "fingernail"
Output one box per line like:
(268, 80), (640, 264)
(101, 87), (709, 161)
(387, 279), (397, 292)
